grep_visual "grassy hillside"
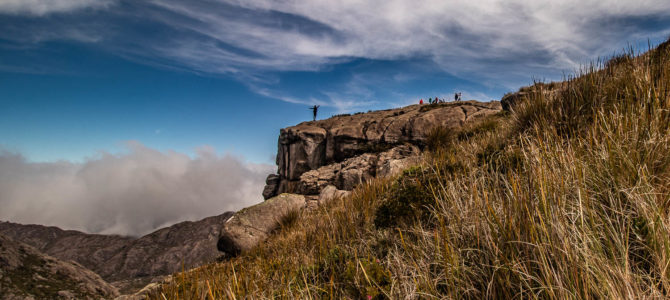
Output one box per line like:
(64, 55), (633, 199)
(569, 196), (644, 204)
(152, 39), (670, 299)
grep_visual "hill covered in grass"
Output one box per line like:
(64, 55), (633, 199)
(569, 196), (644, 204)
(153, 39), (670, 299)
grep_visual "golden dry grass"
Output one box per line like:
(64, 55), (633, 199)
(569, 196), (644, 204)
(150, 39), (670, 299)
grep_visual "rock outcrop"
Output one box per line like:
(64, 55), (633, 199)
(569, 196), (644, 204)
(0, 212), (233, 294)
(219, 101), (502, 257)
(0, 234), (119, 299)
(264, 101), (501, 198)
(217, 193), (305, 256)
(296, 143), (421, 195)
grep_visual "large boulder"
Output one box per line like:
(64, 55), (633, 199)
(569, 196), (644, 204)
(262, 174), (280, 200)
(265, 101), (501, 198)
(217, 194), (306, 256)
(318, 185), (351, 205)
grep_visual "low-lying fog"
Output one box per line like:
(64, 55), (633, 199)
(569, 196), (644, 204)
(0, 141), (273, 237)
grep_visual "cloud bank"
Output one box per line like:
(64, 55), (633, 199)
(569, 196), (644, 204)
(0, 142), (273, 236)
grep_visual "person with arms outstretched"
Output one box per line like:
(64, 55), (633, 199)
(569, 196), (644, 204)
(309, 105), (320, 121)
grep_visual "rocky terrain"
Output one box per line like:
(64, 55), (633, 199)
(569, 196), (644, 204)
(0, 234), (119, 299)
(0, 211), (233, 294)
(264, 100), (501, 199)
(219, 100), (502, 257)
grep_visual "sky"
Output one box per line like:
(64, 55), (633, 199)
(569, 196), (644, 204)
(1, 0), (670, 236)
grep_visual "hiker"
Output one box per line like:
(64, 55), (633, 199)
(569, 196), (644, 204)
(309, 105), (320, 121)
(459, 92), (462, 101)
(454, 93), (458, 101)
(419, 99), (423, 104)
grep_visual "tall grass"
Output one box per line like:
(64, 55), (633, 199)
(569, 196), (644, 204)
(151, 40), (670, 299)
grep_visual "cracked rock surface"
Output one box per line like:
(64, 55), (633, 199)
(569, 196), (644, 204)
(264, 101), (501, 198)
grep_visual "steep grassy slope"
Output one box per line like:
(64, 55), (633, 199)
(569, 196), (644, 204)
(152, 39), (670, 299)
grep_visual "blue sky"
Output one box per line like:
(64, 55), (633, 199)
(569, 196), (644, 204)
(2, 0), (668, 164)
(1, 0), (670, 234)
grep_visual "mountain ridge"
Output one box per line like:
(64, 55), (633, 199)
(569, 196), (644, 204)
(0, 211), (233, 294)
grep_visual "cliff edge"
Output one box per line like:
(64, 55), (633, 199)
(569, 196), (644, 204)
(219, 100), (501, 257)
(264, 100), (501, 198)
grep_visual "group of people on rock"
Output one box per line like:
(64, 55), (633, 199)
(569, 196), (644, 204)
(418, 97), (445, 105)
(419, 92), (462, 105)
(309, 91), (465, 122)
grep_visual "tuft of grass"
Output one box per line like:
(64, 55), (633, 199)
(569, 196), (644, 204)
(150, 39), (670, 299)
(274, 209), (301, 233)
(425, 125), (454, 151)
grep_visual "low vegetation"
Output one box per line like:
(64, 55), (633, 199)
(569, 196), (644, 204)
(151, 39), (670, 299)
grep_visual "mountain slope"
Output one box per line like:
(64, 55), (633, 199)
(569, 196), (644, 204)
(0, 211), (233, 293)
(152, 39), (670, 299)
(0, 234), (119, 299)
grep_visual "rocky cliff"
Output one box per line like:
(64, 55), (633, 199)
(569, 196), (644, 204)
(0, 211), (232, 293)
(219, 101), (502, 257)
(264, 100), (502, 199)
(0, 234), (119, 299)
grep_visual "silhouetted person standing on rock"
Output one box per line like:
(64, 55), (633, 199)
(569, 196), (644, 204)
(309, 105), (320, 121)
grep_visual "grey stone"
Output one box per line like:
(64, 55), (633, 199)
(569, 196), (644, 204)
(318, 185), (351, 205)
(217, 193), (306, 256)
(264, 101), (501, 198)
(262, 174), (280, 200)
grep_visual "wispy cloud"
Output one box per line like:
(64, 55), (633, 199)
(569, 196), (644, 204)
(2, 0), (670, 105)
(0, 142), (273, 236)
(148, 0), (670, 72)
(0, 0), (114, 16)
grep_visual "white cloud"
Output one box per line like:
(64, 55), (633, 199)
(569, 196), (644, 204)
(0, 0), (114, 16)
(3, 0), (670, 106)
(147, 0), (670, 73)
(0, 142), (273, 236)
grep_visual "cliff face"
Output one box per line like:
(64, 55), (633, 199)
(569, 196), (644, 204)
(264, 101), (502, 198)
(219, 101), (502, 257)
(0, 212), (233, 293)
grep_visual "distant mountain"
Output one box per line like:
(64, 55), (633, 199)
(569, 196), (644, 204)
(0, 233), (119, 299)
(0, 211), (233, 293)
